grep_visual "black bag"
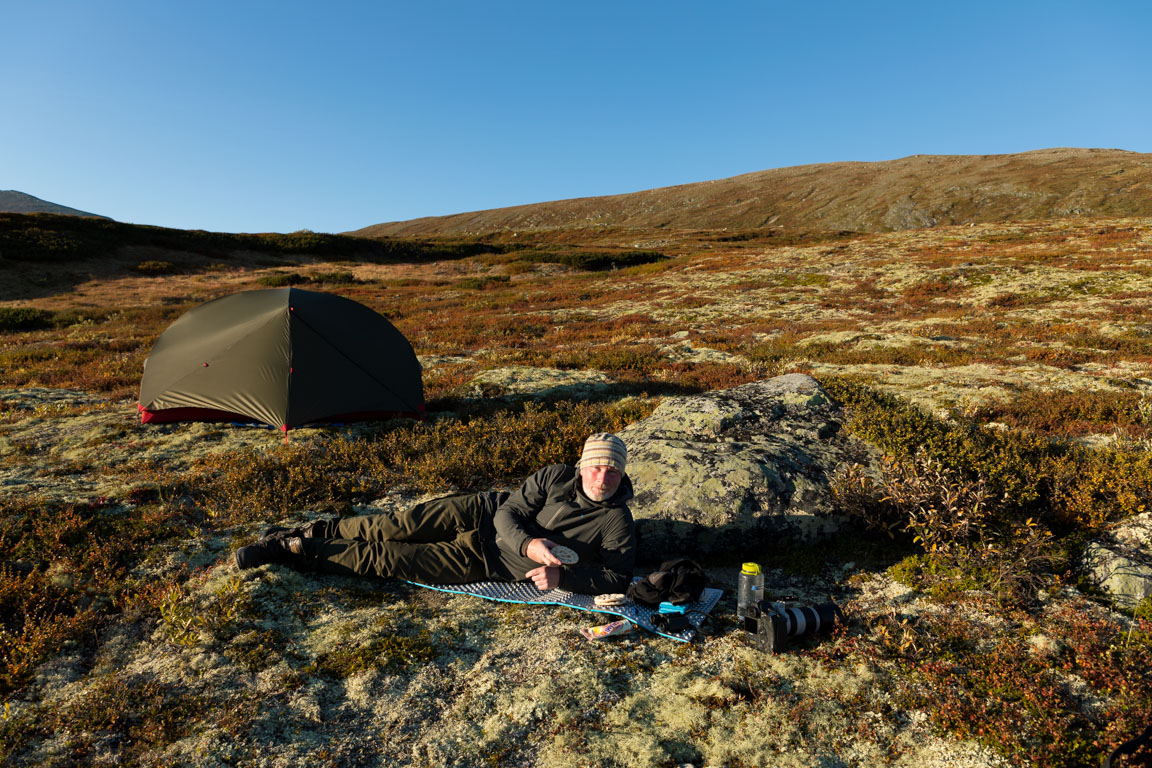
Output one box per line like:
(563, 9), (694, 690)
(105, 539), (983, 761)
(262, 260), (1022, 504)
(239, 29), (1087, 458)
(627, 558), (707, 606)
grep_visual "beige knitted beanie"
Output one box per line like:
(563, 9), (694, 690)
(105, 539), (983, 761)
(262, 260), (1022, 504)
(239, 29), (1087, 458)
(576, 433), (627, 472)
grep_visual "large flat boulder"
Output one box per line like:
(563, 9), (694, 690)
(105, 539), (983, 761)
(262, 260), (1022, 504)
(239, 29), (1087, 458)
(618, 373), (879, 561)
(1082, 512), (1152, 610)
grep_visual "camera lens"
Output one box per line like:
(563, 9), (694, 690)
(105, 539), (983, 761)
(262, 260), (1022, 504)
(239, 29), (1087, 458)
(785, 602), (836, 635)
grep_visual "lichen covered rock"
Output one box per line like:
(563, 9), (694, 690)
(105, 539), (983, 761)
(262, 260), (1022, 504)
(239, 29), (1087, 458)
(1082, 512), (1152, 609)
(618, 373), (879, 560)
(467, 366), (614, 399)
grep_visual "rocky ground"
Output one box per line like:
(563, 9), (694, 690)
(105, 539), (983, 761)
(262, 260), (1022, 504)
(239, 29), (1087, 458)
(1, 382), (1013, 768)
(2, 216), (1151, 766)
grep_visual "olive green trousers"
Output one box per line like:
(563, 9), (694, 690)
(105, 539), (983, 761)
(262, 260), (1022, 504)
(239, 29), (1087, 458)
(298, 493), (505, 584)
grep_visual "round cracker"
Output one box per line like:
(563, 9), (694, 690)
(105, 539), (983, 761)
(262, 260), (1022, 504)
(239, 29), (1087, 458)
(595, 593), (627, 607)
(551, 544), (579, 565)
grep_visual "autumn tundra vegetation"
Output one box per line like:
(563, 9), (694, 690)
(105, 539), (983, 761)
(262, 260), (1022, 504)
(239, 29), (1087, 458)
(0, 207), (1150, 766)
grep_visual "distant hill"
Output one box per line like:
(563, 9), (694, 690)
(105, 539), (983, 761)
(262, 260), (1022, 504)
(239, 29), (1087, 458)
(0, 191), (109, 219)
(352, 148), (1152, 237)
(0, 212), (509, 301)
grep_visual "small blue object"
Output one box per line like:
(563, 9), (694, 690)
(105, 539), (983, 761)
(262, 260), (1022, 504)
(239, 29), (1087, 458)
(405, 579), (722, 642)
(658, 602), (686, 614)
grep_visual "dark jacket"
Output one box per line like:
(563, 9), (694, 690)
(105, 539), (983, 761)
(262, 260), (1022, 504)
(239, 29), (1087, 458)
(489, 464), (636, 594)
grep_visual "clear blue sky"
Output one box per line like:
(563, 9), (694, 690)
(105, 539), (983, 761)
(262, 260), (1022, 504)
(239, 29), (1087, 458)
(2, 1), (1149, 234)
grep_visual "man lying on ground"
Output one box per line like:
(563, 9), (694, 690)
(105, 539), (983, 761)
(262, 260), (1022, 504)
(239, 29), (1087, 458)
(234, 433), (635, 594)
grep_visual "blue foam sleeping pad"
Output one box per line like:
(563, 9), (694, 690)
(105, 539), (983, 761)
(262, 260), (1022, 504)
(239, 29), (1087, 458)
(407, 578), (723, 642)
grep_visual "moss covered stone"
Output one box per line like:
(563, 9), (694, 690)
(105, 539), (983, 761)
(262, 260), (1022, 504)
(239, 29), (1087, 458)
(620, 373), (881, 560)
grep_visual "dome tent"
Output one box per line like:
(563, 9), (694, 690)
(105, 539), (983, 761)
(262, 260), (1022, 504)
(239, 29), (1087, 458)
(138, 288), (424, 431)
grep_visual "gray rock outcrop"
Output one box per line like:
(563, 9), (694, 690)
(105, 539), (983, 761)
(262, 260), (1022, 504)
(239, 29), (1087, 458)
(1082, 512), (1152, 609)
(618, 373), (880, 561)
(466, 366), (614, 400)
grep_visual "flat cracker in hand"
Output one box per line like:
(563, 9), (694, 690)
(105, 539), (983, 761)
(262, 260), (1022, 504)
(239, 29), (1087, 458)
(551, 544), (579, 565)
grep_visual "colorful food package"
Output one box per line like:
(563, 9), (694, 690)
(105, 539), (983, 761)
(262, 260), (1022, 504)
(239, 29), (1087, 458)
(579, 620), (636, 640)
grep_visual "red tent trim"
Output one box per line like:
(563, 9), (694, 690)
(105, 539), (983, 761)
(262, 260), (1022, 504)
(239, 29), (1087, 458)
(138, 403), (425, 427)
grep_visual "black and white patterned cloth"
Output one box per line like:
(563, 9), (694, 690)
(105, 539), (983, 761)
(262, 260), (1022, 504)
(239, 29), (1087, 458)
(406, 577), (722, 642)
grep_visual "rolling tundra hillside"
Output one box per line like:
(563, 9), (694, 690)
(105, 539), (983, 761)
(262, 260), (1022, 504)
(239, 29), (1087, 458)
(353, 148), (1152, 237)
(0, 191), (108, 219)
(2, 211), (1151, 767)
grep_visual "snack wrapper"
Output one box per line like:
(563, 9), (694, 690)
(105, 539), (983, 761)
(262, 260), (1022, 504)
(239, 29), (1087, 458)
(579, 620), (635, 640)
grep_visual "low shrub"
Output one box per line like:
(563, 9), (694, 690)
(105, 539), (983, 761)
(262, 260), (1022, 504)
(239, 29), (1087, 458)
(656, 361), (759, 392)
(708, 231), (761, 242)
(157, 576), (249, 648)
(549, 344), (668, 377)
(0, 497), (187, 697)
(48, 307), (116, 328)
(0, 566), (102, 696)
(709, 229), (863, 248)
(0, 307), (54, 332)
(130, 260), (179, 275)
(0, 336), (149, 397)
(822, 376), (1152, 530)
(163, 398), (656, 520)
(307, 631), (437, 677)
(36, 673), (212, 762)
(456, 274), (510, 290)
(311, 270), (361, 284)
(975, 388), (1152, 438)
(834, 453), (1055, 601)
(900, 276), (965, 303)
(257, 271), (311, 287)
(516, 249), (667, 271)
(0, 224), (87, 261)
(853, 599), (1152, 768)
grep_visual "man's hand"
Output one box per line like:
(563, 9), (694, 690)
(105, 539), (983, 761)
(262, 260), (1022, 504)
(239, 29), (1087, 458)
(526, 565), (560, 591)
(525, 537), (563, 566)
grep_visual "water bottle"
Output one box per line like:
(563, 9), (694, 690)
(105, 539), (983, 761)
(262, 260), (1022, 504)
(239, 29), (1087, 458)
(737, 562), (764, 615)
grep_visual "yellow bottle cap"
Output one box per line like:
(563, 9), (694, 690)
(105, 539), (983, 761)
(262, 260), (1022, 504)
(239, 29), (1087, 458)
(741, 562), (761, 575)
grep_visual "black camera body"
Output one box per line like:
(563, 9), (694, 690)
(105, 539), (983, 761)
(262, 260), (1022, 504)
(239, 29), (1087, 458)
(740, 599), (842, 652)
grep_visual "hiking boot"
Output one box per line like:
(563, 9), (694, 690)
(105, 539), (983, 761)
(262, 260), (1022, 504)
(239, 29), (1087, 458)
(235, 536), (306, 570)
(258, 525), (306, 544)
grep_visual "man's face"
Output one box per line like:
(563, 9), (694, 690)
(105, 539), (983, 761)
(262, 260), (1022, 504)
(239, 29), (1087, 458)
(580, 464), (622, 501)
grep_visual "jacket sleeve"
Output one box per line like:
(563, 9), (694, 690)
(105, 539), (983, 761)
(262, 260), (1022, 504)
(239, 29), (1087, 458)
(558, 508), (636, 594)
(493, 465), (571, 557)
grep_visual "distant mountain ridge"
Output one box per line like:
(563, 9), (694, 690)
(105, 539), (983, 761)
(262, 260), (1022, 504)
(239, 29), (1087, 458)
(0, 191), (108, 219)
(352, 148), (1152, 237)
